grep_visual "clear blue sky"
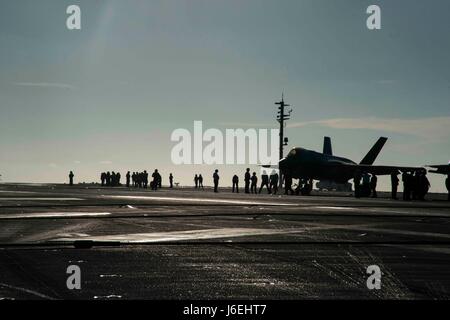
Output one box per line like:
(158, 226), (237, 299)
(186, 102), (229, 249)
(0, 0), (449, 191)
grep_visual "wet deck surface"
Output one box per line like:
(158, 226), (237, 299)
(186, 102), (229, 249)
(1, 183), (450, 300)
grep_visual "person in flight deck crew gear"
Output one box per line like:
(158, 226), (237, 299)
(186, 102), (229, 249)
(402, 171), (410, 201)
(126, 171), (131, 187)
(412, 171), (420, 200)
(259, 170), (271, 194)
(169, 173), (174, 188)
(69, 171), (74, 186)
(250, 172), (258, 194)
(244, 168), (251, 194)
(353, 170), (362, 198)
(270, 170), (279, 195)
(157, 173), (162, 189)
(152, 169), (160, 190)
(194, 174), (199, 189)
(116, 172), (121, 186)
(362, 173), (371, 197)
(391, 170), (399, 200)
(284, 174), (293, 195)
(419, 170), (431, 201)
(232, 175), (239, 193)
(198, 174), (204, 189)
(111, 171), (117, 187)
(446, 174), (450, 201)
(101, 172), (106, 186)
(213, 170), (220, 193)
(370, 174), (378, 198)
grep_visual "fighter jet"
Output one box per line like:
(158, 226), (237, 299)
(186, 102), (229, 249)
(279, 136), (423, 186)
(428, 163), (450, 175)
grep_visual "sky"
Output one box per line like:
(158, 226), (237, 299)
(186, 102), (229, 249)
(0, 0), (449, 192)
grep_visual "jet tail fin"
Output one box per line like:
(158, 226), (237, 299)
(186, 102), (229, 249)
(359, 137), (388, 165)
(323, 136), (332, 155)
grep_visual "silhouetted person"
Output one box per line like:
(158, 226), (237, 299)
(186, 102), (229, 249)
(152, 169), (160, 190)
(101, 172), (106, 186)
(353, 171), (362, 198)
(402, 171), (411, 201)
(446, 174), (450, 201)
(126, 171), (131, 187)
(270, 170), (279, 194)
(412, 171), (420, 200)
(391, 171), (399, 200)
(362, 173), (371, 197)
(169, 173), (174, 188)
(418, 170), (430, 201)
(370, 175), (378, 198)
(116, 172), (121, 186)
(259, 170), (271, 194)
(106, 171), (111, 186)
(69, 171), (74, 186)
(111, 172), (116, 186)
(284, 174), (293, 195)
(198, 174), (204, 189)
(194, 174), (199, 189)
(213, 169), (220, 193)
(250, 172), (258, 194)
(232, 175), (239, 193)
(142, 170), (148, 189)
(244, 168), (251, 194)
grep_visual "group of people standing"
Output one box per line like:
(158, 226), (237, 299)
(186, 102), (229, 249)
(193, 174), (204, 189)
(99, 169), (169, 190)
(400, 170), (431, 201)
(354, 172), (379, 198)
(68, 168), (449, 201)
(232, 169), (279, 194)
(100, 171), (122, 187)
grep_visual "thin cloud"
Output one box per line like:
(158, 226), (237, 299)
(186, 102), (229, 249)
(99, 160), (113, 165)
(287, 116), (450, 140)
(12, 82), (76, 90)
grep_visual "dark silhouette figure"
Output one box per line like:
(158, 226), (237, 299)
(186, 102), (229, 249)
(101, 172), (106, 186)
(152, 170), (160, 190)
(269, 170), (279, 194)
(412, 171), (420, 200)
(194, 174), (199, 189)
(232, 175), (239, 193)
(362, 173), (371, 197)
(446, 174), (450, 201)
(250, 172), (258, 194)
(259, 170), (271, 194)
(284, 175), (293, 195)
(213, 170), (220, 193)
(143, 170), (149, 189)
(69, 171), (74, 186)
(402, 171), (411, 201)
(116, 172), (121, 186)
(370, 175), (378, 198)
(126, 171), (131, 188)
(391, 171), (399, 200)
(198, 174), (204, 189)
(244, 168), (251, 194)
(353, 171), (362, 198)
(169, 173), (174, 188)
(106, 171), (111, 186)
(418, 170), (430, 201)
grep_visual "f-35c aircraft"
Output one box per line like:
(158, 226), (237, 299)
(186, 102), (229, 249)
(279, 137), (423, 184)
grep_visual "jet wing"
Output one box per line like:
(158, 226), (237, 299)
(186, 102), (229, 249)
(353, 164), (423, 175)
(428, 164), (450, 175)
(323, 162), (423, 176)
